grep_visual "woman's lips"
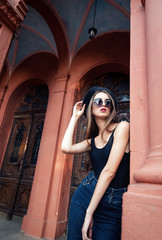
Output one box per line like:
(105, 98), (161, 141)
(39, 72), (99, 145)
(100, 108), (107, 112)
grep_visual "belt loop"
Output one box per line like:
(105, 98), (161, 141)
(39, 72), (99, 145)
(89, 170), (94, 182)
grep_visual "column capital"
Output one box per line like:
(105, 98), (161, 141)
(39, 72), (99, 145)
(54, 73), (70, 82)
(0, 85), (8, 108)
(50, 73), (70, 93)
(0, 0), (28, 31)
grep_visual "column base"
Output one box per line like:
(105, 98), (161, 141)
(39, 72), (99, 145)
(22, 214), (67, 239)
(21, 214), (46, 239)
(134, 151), (162, 184)
(122, 184), (162, 240)
(55, 220), (67, 239)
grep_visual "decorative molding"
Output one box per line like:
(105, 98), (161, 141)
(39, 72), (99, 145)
(0, 0), (28, 31)
(55, 73), (70, 82)
(141, 0), (145, 7)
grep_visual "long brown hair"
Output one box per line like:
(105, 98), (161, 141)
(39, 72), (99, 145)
(86, 90), (117, 140)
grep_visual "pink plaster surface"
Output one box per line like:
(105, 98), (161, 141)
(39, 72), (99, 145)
(145, 0), (162, 151)
(131, 0), (162, 184)
(122, 1), (162, 240)
(122, 184), (162, 240)
(130, 0), (149, 181)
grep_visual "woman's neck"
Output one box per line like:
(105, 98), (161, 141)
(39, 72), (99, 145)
(95, 117), (116, 137)
(95, 118), (107, 134)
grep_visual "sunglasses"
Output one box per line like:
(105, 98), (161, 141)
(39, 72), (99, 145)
(93, 98), (112, 108)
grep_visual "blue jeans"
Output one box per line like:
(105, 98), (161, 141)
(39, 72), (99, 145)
(68, 171), (127, 240)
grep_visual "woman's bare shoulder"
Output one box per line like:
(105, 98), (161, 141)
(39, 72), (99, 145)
(117, 120), (129, 127)
(109, 121), (129, 131)
(115, 121), (130, 135)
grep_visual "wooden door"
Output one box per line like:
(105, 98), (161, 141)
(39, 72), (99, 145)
(0, 85), (48, 219)
(70, 72), (130, 200)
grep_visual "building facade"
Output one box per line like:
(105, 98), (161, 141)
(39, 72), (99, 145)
(0, 0), (162, 239)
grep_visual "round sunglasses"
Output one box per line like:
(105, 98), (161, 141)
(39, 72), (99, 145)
(93, 98), (112, 108)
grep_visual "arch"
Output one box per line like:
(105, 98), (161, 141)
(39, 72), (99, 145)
(74, 62), (129, 101)
(69, 31), (130, 79)
(61, 32), (130, 231)
(12, 51), (58, 84)
(0, 78), (48, 168)
(68, 65), (129, 224)
(0, 51), (57, 130)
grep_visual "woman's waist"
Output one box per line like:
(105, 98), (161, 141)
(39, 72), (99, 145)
(83, 170), (127, 194)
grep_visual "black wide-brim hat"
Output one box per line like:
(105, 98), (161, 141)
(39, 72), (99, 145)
(83, 86), (117, 116)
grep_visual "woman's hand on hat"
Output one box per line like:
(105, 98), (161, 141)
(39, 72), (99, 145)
(72, 101), (85, 119)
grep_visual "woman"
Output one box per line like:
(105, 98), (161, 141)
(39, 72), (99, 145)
(61, 86), (130, 240)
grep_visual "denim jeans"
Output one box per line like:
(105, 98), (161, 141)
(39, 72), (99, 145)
(68, 171), (127, 240)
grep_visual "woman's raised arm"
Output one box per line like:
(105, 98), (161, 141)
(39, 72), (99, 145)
(61, 101), (91, 154)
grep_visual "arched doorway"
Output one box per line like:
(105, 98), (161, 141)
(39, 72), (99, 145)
(0, 85), (48, 219)
(70, 72), (129, 201)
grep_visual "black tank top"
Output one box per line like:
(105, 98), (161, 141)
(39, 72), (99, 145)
(90, 128), (130, 188)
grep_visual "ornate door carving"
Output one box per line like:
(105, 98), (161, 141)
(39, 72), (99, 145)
(70, 72), (129, 199)
(0, 85), (48, 219)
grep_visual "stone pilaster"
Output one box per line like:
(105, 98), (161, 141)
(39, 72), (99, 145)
(21, 74), (70, 239)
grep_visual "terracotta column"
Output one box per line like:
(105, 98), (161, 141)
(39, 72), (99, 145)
(21, 75), (69, 239)
(122, 1), (162, 239)
(134, 0), (162, 183)
(43, 79), (75, 239)
(129, 0), (149, 184)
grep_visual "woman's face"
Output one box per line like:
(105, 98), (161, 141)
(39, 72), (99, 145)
(92, 92), (112, 119)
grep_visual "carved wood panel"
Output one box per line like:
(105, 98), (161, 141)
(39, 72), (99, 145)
(0, 85), (48, 218)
